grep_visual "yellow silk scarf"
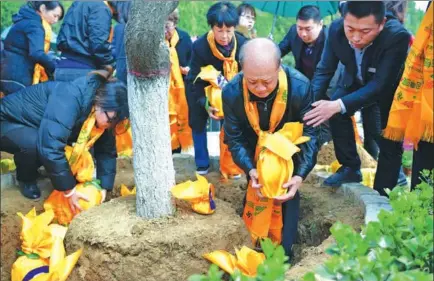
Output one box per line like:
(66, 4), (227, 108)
(242, 68), (288, 245)
(384, 4), (433, 148)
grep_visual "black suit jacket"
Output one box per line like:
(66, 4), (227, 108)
(311, 18), (410, 127)
(222, 65), (318, 179)
(278, 25), (328, 77)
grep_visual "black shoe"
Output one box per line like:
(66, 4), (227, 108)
(196, 166), (210, 175)
(19, 181), (41, 200)
(323, 166), (362, 187)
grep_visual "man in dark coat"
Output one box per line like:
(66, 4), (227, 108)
(55, 1), (118, 81)
(279, 5), (327, 80)
(223, 38), (318, 259)
(112, 1), (132, 84)
(0, 72), (128, 201)
(186, 2), (247, 174)
(278, 5), (332, 147)
(304, 1), (411, 194)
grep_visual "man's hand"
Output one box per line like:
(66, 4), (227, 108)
(249, 169), (263, 198)
(180, 66), (190, 75)
(274, 176), (303, 203)
(304, 100), (341, 127)
(208, 106), (223, 120)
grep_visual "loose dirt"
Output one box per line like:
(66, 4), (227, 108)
(1, 153), (364, 281)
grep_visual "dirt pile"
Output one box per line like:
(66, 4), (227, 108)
(316, 142), (377, 168)
(65, 196), (251, 281)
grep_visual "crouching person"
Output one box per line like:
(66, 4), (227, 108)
(0, 70), (128, 205)
(222, 39), (318, 260)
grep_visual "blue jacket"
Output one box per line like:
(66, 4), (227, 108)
(0, 75), (117, 192)
(113, 23), (127, 84)
(174, 28), (193, 74)
(1, 4), (56, 87)
(222, 65), (318, 179)
(57, 2), (114, 68)
(186, 32), (247, 131)
(311, 17), (411, 127)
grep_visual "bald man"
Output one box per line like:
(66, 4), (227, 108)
(222, 38), (318, 259)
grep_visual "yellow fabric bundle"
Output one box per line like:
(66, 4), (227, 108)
(120, 184), (136, 196)
(17, 208), (55, 259)
(0, 158), (16, 174)
(115, 119), (133, 157)
(257, 123), (310, 198)
(11, 210), (76, 281)
(167, 29), (193, 152)
(195, 65), (225, 118)
(171, 173), (216, 215)
(203, 246), (265, 277)
(44, 181), (103, 225)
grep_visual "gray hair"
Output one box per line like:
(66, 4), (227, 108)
(239, 38), (281, 69)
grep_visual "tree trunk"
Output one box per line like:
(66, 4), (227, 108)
(125, 0), (178, 219)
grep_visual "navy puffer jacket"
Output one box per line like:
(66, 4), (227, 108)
(0, 74), (117, 191)
(1, 4), (56, 88)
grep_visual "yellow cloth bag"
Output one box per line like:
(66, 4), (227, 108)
(32, 19), (51, 85)
(384, 4), (433, 147)
(115, 119), (133, 157)
(171, 173), (216, 215)
(120, 184), (136, 196)
(167, 29), (193, 151)
(11, 211), (69, 281)
(44, 109), (105, 225)
(31, 236), (82, 281)
(203, 246), (265, 277)
(257, 123), (310, 198)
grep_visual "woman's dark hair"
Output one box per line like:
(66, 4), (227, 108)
(31, 1), (65, 20)
(342, 1), (386, 24)
(207, 1), (239, 28)
(385, 1), (408, 23)
(237, 3), (256, 18)
(95, 80), (129, 122)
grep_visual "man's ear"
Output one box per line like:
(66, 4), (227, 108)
(319, 20), (324, 27)
(379, 17), (387, 31)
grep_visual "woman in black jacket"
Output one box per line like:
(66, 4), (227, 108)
(0, 71), (128, 205)
(0, 1), (64, 95)
(186, 1), (247, 175)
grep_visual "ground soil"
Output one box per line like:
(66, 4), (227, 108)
(1, 153), (364, 281)
(316, 142), (377, 168)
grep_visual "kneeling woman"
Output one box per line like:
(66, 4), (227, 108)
(0, 72), (128, 206)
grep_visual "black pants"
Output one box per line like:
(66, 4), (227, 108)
(374, 137), (403, 196)
(361, 104), (381, 160)
(411, 141), (434, 189)
(330, 110), (403, 193)
(0, 122), (40, 183)
(242, 190), (300, 260)
(281, 191), (300, 259)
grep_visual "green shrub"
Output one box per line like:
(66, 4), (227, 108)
(304, 170), (434, 281)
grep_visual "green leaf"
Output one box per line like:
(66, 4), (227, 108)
(303, 272), (316, 281)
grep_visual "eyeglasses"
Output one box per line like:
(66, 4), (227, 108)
(165, 22), (176, 31)
(104, 111), (117, 124)
(241, 14), (256, 21)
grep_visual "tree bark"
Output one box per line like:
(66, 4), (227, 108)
(125, 0), (178, 219)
